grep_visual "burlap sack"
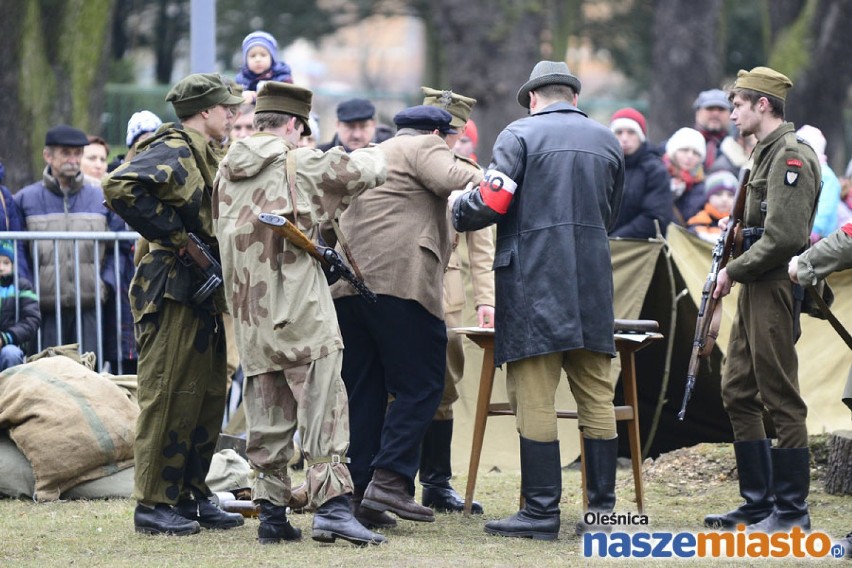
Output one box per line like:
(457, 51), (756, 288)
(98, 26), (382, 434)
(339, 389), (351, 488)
(0, 357), (137, 501)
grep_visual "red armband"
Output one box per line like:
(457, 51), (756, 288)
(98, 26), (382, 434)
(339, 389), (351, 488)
(478, 169), (518, 214)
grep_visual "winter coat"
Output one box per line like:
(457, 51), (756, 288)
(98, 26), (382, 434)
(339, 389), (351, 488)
(608, 142), (672, 239)
(453, 102), (624, 366)
(0, 273), (41, 352)
(235, 61), (293, 92)
(15, 170), (124, 311)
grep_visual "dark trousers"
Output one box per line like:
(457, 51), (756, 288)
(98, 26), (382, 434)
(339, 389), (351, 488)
(335, 295), (446, 493)
(41, 308), (99, 355)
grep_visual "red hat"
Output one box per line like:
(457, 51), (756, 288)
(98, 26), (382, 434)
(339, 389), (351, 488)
(463, 119), (479, 147)
(609, 108), (647, 142)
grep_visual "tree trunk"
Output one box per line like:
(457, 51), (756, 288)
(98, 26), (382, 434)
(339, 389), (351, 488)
(824, 430), (852, 495)
(781, 0), (852, 172)
(416, 0), (548, 167)
(0, 0), (114, 191)
(649, 0), (723, 142)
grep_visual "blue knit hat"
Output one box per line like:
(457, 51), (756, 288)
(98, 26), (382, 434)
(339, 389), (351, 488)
(242, 31), (278, 67)
(0, 240), (14, 261)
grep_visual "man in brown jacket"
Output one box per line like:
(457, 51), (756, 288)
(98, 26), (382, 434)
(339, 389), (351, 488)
(420, 87), (494, 514)
(331, 105), (483, 526)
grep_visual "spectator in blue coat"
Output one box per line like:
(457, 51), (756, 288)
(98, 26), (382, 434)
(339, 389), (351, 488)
(0, 239), (41, 370)
(0, 162), (31, 281)
(796, 125), (840, 242)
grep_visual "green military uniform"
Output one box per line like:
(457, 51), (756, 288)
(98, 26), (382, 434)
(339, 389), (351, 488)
(212, 98), (387, 510)
(797, 225), (852, 412)
(723, 121), (820, 448)
(104, 122), (228, 505)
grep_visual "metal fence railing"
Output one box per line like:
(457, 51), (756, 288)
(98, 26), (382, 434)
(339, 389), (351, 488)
(2, 231), (141, 374)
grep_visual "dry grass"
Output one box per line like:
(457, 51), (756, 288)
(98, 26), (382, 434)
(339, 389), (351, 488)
(0, 441), (849, 567)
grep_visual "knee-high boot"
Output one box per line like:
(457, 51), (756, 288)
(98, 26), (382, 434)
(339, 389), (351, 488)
(747, 447), (810, 532)
(419, 419), (483, 513)
(704, 439), (775, 529)
(484, 436), (561, 541)
(575, 436), (618, 534)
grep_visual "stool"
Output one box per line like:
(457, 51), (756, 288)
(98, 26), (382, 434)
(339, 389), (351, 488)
(456, 320), (663, 516)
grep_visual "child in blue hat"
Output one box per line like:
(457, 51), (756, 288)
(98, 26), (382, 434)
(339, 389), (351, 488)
(0, 239), (41, 370)
(234, 31), (293, 105)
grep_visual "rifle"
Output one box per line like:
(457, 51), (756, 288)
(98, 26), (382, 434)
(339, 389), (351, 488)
(678, 169), (750, 421)
(179, 233), (224, 304)
(258, 212), (377, 303)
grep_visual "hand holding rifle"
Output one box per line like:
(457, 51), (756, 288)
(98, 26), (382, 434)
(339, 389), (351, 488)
(678, 170), (749, 421)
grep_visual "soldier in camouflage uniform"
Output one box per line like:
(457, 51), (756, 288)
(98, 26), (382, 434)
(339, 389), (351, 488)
(102, 73), (246, 536)
(706, 67), (820, 533)
(212, 81), (388, 546)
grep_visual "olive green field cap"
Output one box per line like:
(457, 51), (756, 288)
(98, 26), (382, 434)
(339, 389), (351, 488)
(734, 66), (793, 101)
(421, 86), (477, 129)
(166, 73), (244, 118)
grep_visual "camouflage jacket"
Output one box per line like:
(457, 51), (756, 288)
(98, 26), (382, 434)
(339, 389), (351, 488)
(212, 132), (386, 375)
(102, 123), (227, 320)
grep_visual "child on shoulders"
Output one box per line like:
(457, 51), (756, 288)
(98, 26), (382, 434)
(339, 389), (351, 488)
(235, 31), (293, 105)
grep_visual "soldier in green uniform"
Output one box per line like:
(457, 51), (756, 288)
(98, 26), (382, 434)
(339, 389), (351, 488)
(102, 73), (246, 536)
(705, 67), (821, 533)
(212, 82), (388, 546)
(789, 224), (852, 556)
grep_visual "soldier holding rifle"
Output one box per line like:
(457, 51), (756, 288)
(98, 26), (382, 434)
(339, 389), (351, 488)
(212, 82), (388, 546)
(704, 67), (820, 533)
(103, 73), (245, 536)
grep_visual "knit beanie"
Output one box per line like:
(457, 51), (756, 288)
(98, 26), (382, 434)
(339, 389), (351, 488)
(126, 110), (163, 148)
(704, 170), (738, 198)
(610, 108), (646, 142)
(666, 127), (707, 161)
(0, 239), (14, 261)
(796, 125), (826, 162)
(242, 31), (278, 67)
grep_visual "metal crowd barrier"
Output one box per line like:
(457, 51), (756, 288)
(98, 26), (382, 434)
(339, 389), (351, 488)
(2, 230), (141, 374)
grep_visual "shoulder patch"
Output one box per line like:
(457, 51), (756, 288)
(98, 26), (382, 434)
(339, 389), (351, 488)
(786, 158), (802, 168)
(784, 170), (799, 186)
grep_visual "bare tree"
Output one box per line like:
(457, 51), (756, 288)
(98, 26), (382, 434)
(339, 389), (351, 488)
(649, 0), (724, 141)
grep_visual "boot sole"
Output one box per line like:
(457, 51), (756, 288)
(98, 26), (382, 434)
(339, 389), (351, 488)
(312, 529), (385, 546)
(360, 498), (434, 523)
(135, 524), (200, 536)
(484, 526), (557, 541)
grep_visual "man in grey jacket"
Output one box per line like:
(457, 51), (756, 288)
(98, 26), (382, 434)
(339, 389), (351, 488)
(452, 61), (624, 540)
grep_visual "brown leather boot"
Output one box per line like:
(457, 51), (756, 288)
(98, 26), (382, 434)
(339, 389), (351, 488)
(353, 487), (397, 529)
(361, 468), (434, 522)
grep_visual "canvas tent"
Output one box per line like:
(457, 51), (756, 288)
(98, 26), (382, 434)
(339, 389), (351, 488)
(449, 226), (852, 473)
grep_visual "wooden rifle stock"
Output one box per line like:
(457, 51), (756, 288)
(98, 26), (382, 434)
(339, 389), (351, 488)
(258, 213), (377, 302)
(678, 170), (750, 421)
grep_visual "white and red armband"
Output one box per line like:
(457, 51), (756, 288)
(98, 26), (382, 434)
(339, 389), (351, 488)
(478, 169), (518, 214)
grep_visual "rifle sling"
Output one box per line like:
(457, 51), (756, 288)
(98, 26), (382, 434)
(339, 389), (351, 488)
(806, 285), (852, 350)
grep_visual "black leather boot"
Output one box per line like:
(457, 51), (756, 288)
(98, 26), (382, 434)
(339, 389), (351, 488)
(312, 495), (386, 545)
(484, 437), (561, 541)
(747, 447), (811, 532)
(575, 436), (618, 535)
(257, 499), (302, 544)
(353, 487), (397, 529)
(175, 496), (245, 530)
(704, 439), (775, 529)
(362, 468), (435, 522)
(420, 419), (483, 514)
(134, 503), (201, 536)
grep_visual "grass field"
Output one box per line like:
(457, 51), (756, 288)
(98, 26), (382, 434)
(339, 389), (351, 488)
(0, 442), (848, 567)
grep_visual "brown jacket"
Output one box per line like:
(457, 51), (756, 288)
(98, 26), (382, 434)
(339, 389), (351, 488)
(331, 131), (483, 318)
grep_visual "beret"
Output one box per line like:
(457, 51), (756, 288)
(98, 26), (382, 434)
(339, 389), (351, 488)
(393, 105), (456, 134)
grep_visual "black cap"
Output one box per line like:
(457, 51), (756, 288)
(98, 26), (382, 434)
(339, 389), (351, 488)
(45, 125), (89, 147)
(393, 105), (456, 134)
(337, 98), (375, 122)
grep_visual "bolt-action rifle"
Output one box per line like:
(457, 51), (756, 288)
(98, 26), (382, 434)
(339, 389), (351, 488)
(258, 212), (377, 303)
(678, 170), (750, 421)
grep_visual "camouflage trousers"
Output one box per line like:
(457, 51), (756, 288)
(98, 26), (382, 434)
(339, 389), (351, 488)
(133, 299), (227, 505)
(243, 350), (354, 509)
(435, 308), (465, 420)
